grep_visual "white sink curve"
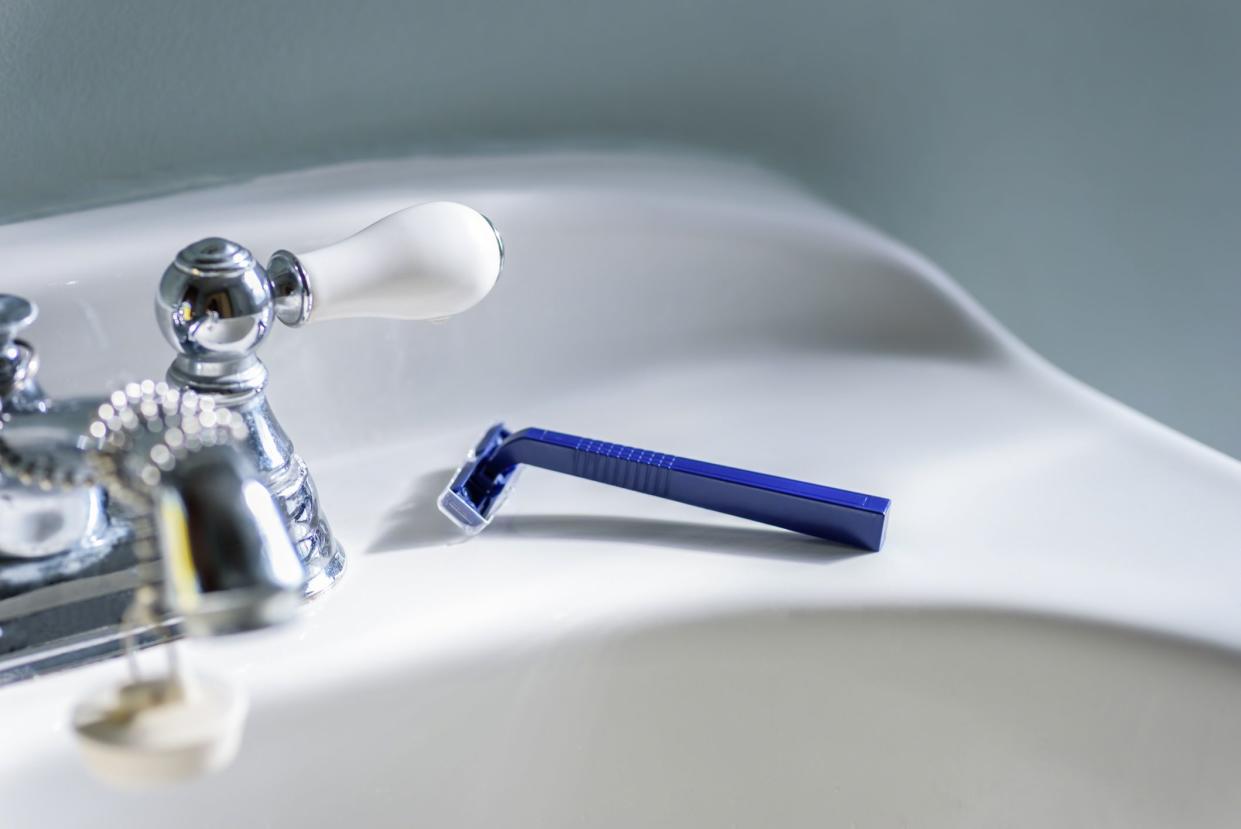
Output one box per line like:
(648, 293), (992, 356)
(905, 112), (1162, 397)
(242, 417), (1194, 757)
(1, 151), (1238, 827)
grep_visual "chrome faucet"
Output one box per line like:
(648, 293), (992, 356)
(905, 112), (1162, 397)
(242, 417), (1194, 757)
(0, 202), (503, 683)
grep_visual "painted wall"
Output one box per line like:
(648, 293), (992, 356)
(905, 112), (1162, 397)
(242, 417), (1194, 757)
(2, 0), (1237, 456)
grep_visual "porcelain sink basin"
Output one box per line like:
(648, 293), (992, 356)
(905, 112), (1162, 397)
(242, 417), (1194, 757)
(2, 152), (1240, 827)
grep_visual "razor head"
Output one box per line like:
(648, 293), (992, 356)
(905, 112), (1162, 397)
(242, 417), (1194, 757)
(437, 422), (520, 535)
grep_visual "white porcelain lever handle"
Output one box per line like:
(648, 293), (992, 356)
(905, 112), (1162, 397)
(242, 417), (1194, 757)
(277, 202), (504, 324)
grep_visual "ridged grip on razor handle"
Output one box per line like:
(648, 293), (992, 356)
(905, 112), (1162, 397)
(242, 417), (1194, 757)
(488, 428), (890, 551)
(296, 202), (503, 322)
(566, 438), (677, 496)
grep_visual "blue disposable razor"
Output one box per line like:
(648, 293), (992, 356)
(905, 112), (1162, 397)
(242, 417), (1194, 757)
(439, 424), (890, 551)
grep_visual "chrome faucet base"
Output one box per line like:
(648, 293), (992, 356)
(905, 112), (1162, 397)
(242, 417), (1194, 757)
(162, 362), (347, 598)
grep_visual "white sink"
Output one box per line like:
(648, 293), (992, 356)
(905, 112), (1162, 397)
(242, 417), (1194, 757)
(2, 152), (1240, 827)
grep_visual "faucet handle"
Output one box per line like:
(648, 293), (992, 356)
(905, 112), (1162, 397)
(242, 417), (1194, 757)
(0, 295), (43, 407)
(0, 295), (37, 349)
(267, 201), (503, 326)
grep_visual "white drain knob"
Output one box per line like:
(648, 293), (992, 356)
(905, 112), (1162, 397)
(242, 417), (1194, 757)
(72, 670), (247, 788)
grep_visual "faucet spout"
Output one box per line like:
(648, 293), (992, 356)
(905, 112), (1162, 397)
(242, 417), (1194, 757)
(0, 372), (306, 682)
(157, 446), (305, 637)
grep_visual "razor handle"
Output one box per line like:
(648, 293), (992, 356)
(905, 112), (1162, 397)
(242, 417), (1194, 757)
(471, 426), (889, 551)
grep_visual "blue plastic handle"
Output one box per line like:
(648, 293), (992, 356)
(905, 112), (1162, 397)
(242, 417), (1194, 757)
(442, 424), (889, 551)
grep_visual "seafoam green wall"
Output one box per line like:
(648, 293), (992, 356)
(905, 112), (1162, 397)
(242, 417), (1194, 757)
(2, 0), (1238, 455)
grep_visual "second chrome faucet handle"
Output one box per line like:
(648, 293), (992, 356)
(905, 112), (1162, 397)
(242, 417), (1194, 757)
(0, 295), (37, 349)
(0, 294), (45, 411)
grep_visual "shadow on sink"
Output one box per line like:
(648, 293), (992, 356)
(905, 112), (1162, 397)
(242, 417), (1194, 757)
(483, 515), (861, 563)
(366, 468), (864, 564)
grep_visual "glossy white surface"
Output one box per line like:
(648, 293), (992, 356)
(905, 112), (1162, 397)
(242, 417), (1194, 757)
(1, 152), (1239, 826)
